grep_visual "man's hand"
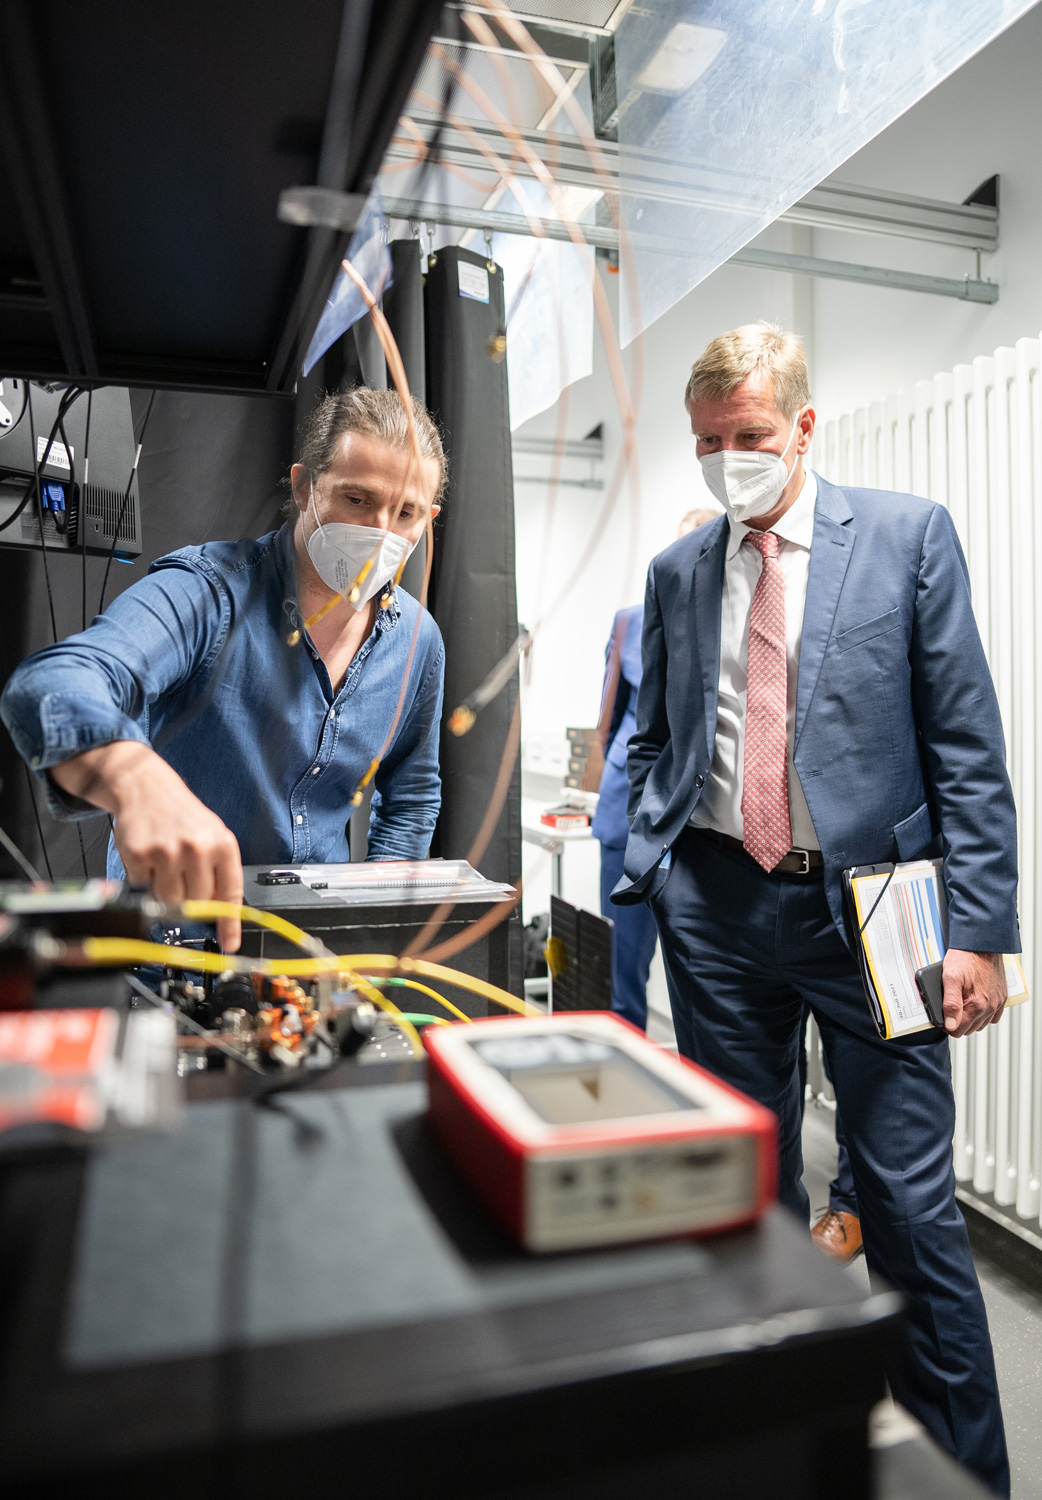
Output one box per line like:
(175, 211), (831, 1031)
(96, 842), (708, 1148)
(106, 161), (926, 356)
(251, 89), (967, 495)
(50, 741), (244, 952)
(942, 949), (1007, 1037)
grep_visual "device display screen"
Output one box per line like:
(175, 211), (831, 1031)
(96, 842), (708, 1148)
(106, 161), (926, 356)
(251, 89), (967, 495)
(470, 1034), (698, 1125)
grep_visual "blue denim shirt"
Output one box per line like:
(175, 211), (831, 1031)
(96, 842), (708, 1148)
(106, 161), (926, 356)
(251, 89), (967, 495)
(0, 523), (445, 872)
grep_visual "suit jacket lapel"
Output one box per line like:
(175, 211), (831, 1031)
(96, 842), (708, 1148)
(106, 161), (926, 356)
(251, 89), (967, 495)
(693, 519), (728, 758)
(795, 476), (855, 749)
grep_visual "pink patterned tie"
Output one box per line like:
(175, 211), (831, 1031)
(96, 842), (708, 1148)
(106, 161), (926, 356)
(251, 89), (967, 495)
(741, 530), (792, 871)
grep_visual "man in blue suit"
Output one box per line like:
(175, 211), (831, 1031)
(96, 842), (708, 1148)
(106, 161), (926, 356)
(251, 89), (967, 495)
(613, 323), (1016, 1495)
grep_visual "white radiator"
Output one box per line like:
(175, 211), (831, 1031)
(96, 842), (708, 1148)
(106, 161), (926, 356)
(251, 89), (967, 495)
(819, 338), (1042, 1250)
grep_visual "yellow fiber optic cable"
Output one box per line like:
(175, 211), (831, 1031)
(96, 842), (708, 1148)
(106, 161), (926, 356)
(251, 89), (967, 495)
(81, 938), (257, 973)
(344, 955), (532, 1017)
(179, 900), (332, 957)
(366, 975), (473, 1024)
(74, 940), (531, 1023)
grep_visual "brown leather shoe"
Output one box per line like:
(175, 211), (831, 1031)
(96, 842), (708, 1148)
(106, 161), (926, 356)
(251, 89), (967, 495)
(811, 1209), (863, 1263)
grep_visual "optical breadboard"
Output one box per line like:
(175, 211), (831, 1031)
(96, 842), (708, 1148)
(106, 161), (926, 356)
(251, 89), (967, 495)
(426, 1013), (776, 1252)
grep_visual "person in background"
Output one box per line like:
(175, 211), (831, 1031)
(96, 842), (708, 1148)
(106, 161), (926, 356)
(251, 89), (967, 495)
(592, 505), (721, 1028)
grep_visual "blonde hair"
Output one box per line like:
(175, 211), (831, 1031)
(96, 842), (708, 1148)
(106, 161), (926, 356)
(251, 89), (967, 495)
(684, 323), (810, 420)
(678, 505), (721, 537)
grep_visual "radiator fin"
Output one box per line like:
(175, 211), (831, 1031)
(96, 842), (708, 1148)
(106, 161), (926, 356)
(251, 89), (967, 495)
(822, 335), (1042, 1238)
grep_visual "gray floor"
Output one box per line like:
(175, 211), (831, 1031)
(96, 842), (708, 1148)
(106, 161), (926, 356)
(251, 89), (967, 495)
(803, 1101), (1042, 1500)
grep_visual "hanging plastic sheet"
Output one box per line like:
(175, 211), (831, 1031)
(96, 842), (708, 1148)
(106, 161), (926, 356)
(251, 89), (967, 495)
(493, 179), (596, 432)
(614, 0), (1035, 345)
(302, 188), (393, 377)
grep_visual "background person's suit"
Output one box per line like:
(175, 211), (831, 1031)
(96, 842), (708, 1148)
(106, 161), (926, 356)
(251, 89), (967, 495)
(613, 476), (1017, 1495)
(591, 605), (657, 1028)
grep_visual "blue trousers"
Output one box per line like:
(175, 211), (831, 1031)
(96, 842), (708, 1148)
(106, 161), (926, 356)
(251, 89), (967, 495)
(600, 841), (658, 1030)
(799, 1011), (858, 1215)
(830, 1114), (857, 1214)
(651, 829), (1008, 1497)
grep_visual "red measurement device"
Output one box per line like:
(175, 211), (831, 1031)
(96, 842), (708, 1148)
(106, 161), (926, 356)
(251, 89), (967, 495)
(426, 1013), (776, 1253)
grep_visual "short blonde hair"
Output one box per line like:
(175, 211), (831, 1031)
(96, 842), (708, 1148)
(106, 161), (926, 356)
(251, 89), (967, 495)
(684, 323), (810, 420)
(678, 505), (721, 536)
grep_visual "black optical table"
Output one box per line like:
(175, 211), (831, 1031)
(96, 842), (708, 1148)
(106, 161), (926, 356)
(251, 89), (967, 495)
(0, 1065), (907, 1500)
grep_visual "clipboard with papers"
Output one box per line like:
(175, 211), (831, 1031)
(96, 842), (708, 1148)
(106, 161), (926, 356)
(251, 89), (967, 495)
(842, 858), (1029, 1043)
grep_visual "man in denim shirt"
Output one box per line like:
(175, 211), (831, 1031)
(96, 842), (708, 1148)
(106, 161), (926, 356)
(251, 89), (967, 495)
(1, 389), (445, 951)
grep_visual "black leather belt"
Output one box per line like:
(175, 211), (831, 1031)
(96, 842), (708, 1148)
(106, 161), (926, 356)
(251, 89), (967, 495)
(696, 827), (824, 876)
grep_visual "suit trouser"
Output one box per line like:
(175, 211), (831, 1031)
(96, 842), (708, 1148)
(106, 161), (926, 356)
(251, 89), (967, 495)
(599, 841), (658, 1030)
(799, 1010), (859, 1216)
(651, 828), (1008, 1498)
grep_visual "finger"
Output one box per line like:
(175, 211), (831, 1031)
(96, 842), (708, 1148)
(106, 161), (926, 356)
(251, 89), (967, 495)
(212, 835), (244, 954)
(114, 824), (156, 889)
(149, 848), (186, 907)
(178, 843), (211, 904)
(942, 969), (964, 1035)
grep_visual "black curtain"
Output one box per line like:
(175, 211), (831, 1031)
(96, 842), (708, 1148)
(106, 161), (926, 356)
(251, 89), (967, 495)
(0, 388), (293, 879)
(384, 238), (428, 602)
(424, 245), (523, 992)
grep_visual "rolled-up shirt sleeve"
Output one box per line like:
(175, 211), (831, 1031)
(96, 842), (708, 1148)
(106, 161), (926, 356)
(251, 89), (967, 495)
(0, 558), (228, 820)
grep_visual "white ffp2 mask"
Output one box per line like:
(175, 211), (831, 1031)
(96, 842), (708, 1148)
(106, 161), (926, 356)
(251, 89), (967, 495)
(305, 488), (413, 609)
(698, 416), (802, 525)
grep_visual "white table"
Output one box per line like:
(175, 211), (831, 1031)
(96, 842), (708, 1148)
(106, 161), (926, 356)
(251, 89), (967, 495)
(521, 816), (594, 899)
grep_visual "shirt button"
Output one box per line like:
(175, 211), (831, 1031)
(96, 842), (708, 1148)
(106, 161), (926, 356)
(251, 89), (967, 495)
(295, 814), (303, 825)
(329, 709), (336, 720)
(694, 774), (705, 788)
(312, 766), (320, 775)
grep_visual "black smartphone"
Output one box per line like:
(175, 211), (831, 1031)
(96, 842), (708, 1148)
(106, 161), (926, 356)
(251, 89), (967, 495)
(914, 962), (947, 1029)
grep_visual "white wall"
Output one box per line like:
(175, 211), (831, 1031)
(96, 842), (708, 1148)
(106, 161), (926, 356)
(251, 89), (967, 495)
(810, 1), (1042, 419)
(515, 228), (807, 754)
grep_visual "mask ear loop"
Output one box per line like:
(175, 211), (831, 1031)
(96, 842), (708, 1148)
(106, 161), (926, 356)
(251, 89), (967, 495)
(783, 408), (805, 463)
(308, 478), (325, 537)
(286, 478), (322, 647)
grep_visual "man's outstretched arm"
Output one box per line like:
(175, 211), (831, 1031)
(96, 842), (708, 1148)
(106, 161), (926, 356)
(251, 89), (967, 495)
(51, 743), (244, 951)
(1, 560), (244, 949)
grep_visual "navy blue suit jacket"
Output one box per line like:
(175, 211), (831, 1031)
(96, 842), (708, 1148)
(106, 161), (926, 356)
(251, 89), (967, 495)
(613, 476), (1019, 955)
(591, 604), (643, 849)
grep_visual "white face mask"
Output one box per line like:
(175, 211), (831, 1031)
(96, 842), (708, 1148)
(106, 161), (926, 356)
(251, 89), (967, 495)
(698, 414), (803, 525)
(305, 486), (414, 609)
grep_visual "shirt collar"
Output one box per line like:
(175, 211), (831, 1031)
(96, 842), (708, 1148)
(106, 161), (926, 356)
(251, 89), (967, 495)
(725, 467), (818, 560)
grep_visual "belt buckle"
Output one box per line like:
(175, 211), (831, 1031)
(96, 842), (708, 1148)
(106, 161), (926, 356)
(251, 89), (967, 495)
(792, 848), (811, 875)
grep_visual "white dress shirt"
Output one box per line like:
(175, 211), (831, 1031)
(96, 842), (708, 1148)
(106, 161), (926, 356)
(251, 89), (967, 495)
(690, 467), (820, 850)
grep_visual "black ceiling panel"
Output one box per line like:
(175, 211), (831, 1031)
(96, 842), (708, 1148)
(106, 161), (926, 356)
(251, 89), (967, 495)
(0, 0), (442, 394)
